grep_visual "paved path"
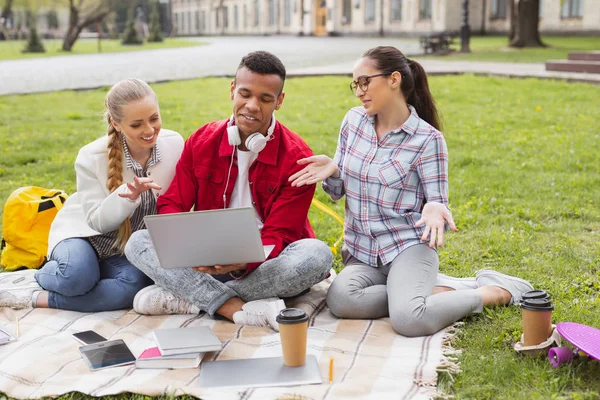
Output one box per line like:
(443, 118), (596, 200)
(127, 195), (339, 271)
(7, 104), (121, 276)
(0, 36), (598, 96)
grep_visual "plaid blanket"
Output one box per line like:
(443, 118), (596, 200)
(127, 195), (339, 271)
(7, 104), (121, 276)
(0, 274), (448, 399)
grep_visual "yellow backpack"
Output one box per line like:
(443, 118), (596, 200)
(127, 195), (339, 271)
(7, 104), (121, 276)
(1, 187), (68, 271)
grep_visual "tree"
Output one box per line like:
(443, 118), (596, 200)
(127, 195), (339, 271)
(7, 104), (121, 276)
(147, 0), (162, 42)
(121, 4), (142, 45)
(509, 0), (545, 48)
(22, 9), (44, 52)
(62, 0), (122, 51)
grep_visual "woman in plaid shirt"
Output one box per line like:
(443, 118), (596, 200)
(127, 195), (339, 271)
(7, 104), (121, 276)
(290, 46), (534, 337)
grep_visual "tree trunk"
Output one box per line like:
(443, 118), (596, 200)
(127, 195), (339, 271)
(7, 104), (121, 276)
(62, 0), (113, 52)
(510, 0), (544, 48)
(1, 0), (13, 20)
(508, 0), (516, 42)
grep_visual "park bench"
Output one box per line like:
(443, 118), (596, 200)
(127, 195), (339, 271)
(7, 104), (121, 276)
(420, 31), (457, 54)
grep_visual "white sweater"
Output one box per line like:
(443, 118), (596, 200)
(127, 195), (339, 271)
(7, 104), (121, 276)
(47, 129), (184, 256)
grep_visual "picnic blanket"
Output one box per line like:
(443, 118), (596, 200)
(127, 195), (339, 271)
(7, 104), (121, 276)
(0, 274), (455, 399)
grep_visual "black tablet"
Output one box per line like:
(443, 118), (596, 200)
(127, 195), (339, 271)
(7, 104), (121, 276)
(79, 339), (136, 371)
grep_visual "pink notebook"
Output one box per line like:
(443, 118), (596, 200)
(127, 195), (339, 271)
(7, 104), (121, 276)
(135, 346), (203, 369)
(138, 346), (162, 359)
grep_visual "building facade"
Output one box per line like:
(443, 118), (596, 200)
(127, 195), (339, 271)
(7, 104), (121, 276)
(170, 0), (599, 37)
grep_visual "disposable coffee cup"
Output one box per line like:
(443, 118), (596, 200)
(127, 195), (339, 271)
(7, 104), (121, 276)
(521, 298), (553, 346)
(276, 308), (309, 367)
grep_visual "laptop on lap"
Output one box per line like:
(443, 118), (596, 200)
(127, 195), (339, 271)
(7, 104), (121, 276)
(143, 207), (274, 268)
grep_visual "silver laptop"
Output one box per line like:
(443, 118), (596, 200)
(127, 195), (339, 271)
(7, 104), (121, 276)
(144, 207), (274, 268)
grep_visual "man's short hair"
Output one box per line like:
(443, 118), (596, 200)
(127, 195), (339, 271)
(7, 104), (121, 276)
(237, 51), (287, 84)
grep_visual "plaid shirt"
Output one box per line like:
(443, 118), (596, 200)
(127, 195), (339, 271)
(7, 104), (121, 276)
(322, 105), (449, 266)
(88, 137), (161, 259)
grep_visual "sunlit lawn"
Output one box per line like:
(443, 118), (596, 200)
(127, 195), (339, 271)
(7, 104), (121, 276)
(415, 35), (600, 63)
(0, 38), (202, 61)
(1, 75), (599, 399)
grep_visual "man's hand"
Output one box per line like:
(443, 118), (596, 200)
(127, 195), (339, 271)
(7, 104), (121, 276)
(415, 202), (457, 248)
(193, 263), (247, 275)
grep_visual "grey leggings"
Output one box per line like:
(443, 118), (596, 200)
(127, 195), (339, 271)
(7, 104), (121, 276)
(125, 230), (333, 316)
(327, 244), (483, 337)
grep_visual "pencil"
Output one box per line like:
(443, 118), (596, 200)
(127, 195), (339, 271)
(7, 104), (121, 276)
(329, 357), (333, 384)
(16, 316), (20, 338)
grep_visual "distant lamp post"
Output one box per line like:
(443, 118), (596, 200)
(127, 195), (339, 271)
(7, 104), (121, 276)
(460, 0), (471, 53)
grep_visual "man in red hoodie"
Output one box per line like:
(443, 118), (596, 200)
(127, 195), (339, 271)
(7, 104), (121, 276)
(125, 51), (332, 331)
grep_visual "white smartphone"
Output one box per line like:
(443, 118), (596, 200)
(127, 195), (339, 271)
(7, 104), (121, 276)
(79, 339), (136, 371)
(72, 330), (107, 345)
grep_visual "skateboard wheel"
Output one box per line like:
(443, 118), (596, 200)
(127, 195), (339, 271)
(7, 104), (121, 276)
(548, 347), (574, 368)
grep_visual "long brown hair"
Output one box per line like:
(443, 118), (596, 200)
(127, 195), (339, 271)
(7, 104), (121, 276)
(362, 46), (441, 130)
(104, 78), (156, 252)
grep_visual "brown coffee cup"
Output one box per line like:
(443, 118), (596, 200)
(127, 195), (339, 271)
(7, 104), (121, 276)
(276, 308), (309, 367)
(521, 297), (553, 346)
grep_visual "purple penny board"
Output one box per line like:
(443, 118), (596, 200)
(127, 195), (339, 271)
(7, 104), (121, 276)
(556, 322), (600, 362)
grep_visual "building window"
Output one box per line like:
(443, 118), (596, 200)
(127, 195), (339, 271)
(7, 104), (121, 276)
(254, 0), (259, 26)
(187, 11), (191, 33)
(561, 0), (583, 18)
(244, 5), (247, 28)
(269, 0), (275, 25)
(284, 0), (291, 26)
(490, 0), (507, 19)
(201, 11), (205, 31)
(215, 9), (219, 28)
(419, 0), (431, 20)
(223, 6), (228, 28)
(195, 10), (200, 31)
(365, 0), (375, 23)
(390, 0), (401, 21)
(342, 0), (351, 23)
(234, 5), (239, 29)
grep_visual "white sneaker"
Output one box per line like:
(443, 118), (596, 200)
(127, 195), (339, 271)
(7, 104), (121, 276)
(0, 269), (41, 309)
(233, 298), (286, 331)
(133, 285), (200, 315)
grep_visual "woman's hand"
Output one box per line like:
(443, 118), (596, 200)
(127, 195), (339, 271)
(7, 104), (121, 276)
(288, 155), (339, 187)
(415, 202), (457, 248)
(118, 175), (162, 201)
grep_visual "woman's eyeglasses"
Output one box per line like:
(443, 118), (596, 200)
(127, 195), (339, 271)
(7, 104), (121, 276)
(349, 73), (389, 95)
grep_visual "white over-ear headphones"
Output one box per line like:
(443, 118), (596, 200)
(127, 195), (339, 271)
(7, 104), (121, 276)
(226, 115), (276, 153)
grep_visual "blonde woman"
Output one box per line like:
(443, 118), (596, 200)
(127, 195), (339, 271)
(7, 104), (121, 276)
(0, 78), (184, 312)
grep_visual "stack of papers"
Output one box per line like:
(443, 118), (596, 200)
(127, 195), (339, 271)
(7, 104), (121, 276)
(136, 347), (203, 369)
(136, 326), (223, 369)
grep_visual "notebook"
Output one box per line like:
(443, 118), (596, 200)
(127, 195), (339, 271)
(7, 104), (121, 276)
(199, 355), (322, 389)
(144, 207), (275, 268)
(135, 346), (203, 369)
(153, 326), (222, 356)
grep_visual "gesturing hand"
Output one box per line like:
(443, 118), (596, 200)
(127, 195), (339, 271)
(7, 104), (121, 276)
(415, 202), (457, 248)
(288, 155), (339, 187)
(118, 176), (162, 201)
(193, 263), (247, 275)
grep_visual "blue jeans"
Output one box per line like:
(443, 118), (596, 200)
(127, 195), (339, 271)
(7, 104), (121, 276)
(125, 230), (333, 317)
(35, 238), (152, 312)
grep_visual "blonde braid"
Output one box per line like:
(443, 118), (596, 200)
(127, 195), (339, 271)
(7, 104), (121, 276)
(104, 78), (155, 253)
(106, 113), (132, 252)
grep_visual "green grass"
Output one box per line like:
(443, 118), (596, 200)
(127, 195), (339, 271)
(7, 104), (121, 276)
(1, 75), (600, 399)
(415, 35), (600, 63)
(0, 38), (201, 61)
